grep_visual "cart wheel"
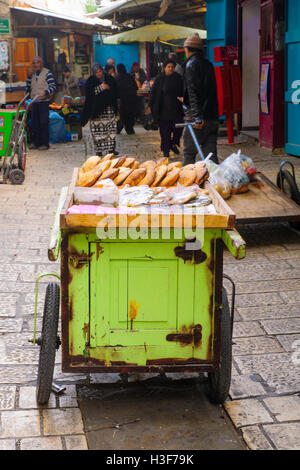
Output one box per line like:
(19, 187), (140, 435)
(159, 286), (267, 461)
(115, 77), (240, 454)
(17, 135), (27, 171)
(277, 169), (300, 229)
(8, 168), (25, 185)
(207, 289), (232, 404)
(277, 169), (300, 205)
(36, 282), (60, 405)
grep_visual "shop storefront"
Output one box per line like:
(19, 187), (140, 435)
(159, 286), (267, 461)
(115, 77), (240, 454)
(0, 4), (111, 105)
(238, 0), (285, 151)
(9, 6), (110, 98)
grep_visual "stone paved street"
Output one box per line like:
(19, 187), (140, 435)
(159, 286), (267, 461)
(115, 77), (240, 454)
(0, 126), (299, 450)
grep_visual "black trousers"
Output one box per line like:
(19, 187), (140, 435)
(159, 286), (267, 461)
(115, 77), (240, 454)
(31, 101), (50, 148)
(118, 106), (135, 134)
(183, 119), (219, 165)
(158, 119), (183, 155)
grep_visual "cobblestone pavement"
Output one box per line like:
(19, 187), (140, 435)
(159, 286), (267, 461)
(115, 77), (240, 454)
(0, 126), (299, 450)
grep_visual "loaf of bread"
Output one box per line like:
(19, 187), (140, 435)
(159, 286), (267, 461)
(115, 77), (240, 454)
(156, 157), (169, 167)
(183, 164), (196, 170)
(123, 168), (146, 186)
(140, 160), (156, 169)
(122, 157), (136, 168)
(97, 160), (112, 173)
(132, 160), (140, 169)
(98, 168), (119, 181)
(151, 165), (168, 187)
(77, 164), (103, 187)
(167, 162), (182, 172)
(160, 167), (180, 187)
(178, 168), (197, 187)
(138, 167), (156, 186)
(101, 153), (114, 161)
(114, 168), (133, 185)
(195, 165), (209, 185)
(110, 156), (126, 168)
(81, 156), (101, 173)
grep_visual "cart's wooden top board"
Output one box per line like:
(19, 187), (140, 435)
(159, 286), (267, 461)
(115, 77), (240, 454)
(60, 168), (236, 230)
(226, 173), (300, 224)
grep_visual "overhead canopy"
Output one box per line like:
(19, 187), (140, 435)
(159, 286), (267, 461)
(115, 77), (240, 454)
(97, 0), (160, 18)
(103, 21), (207, 44)
(10, 5), (112, 31)
(97, 0), (206, 23)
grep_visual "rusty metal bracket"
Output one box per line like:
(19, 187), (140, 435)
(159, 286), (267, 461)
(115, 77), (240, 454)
(166, 324), (202, 347)
(69, 254), (92, 268)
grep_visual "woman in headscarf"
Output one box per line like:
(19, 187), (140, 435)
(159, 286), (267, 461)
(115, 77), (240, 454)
(80, 63), (118, 156)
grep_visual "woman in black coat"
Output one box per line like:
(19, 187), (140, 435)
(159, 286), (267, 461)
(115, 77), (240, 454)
(80, 63), (118, 156)
(115, 63), (138, 135)
(150, 59), (184, 158)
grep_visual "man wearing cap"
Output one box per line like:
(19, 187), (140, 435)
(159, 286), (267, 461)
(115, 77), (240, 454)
(182, 33), (219, 164)
(26, 56), (56, 150)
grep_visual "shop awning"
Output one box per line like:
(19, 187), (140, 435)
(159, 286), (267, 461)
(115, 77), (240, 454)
(10, 5), (112, 30)
(97, 0), (160, 19)
(103, 20), (207, 44)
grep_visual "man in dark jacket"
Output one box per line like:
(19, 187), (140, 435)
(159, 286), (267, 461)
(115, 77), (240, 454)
(182, 33), (219, 164)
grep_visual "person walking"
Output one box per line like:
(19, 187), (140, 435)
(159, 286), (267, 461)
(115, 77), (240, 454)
(168, 52), (183, 76)
(130, 62), (147, 88)
(26, 56), (56, 150)
(80, 63), (118, 156)
(150, 59), (184, 158)
(106, 64), (116, 78)
(62, 67), (80, 98)
(182, 33), (219, 165)
(130, 62), (147, 122)
(104, 57), (115, 73)
(115, 63), (138, 135)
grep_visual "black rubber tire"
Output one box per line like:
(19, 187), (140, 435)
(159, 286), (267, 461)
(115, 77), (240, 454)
(8, 168), (25, 185)
(207, 289), (232, 404)
(277, 169), (300, 230)
(36, 283), (60, 405)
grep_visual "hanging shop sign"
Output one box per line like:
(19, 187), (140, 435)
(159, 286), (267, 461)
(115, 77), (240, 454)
(0, 19), (10, 35)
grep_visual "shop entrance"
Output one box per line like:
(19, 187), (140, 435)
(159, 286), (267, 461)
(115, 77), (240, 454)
(241, 0), (260, 137)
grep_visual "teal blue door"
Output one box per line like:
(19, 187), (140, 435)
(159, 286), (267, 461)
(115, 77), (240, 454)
(285, 0), (300, 157)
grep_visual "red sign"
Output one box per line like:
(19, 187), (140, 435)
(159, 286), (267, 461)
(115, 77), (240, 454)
(214, 46), (238, 63)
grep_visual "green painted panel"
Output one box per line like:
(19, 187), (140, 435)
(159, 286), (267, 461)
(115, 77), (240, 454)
(68, 229), (222, 366)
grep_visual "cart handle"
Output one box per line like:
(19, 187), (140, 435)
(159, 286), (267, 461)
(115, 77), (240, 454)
(25, 94), (41, 110)
(175, 122), (205, 161)
(222, 229), (246, 260)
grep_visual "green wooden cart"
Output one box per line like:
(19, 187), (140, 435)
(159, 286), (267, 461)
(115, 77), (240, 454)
(34, 169), (246, 405)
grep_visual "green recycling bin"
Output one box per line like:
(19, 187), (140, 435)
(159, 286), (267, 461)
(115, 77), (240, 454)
(0, 109), (26, 157)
